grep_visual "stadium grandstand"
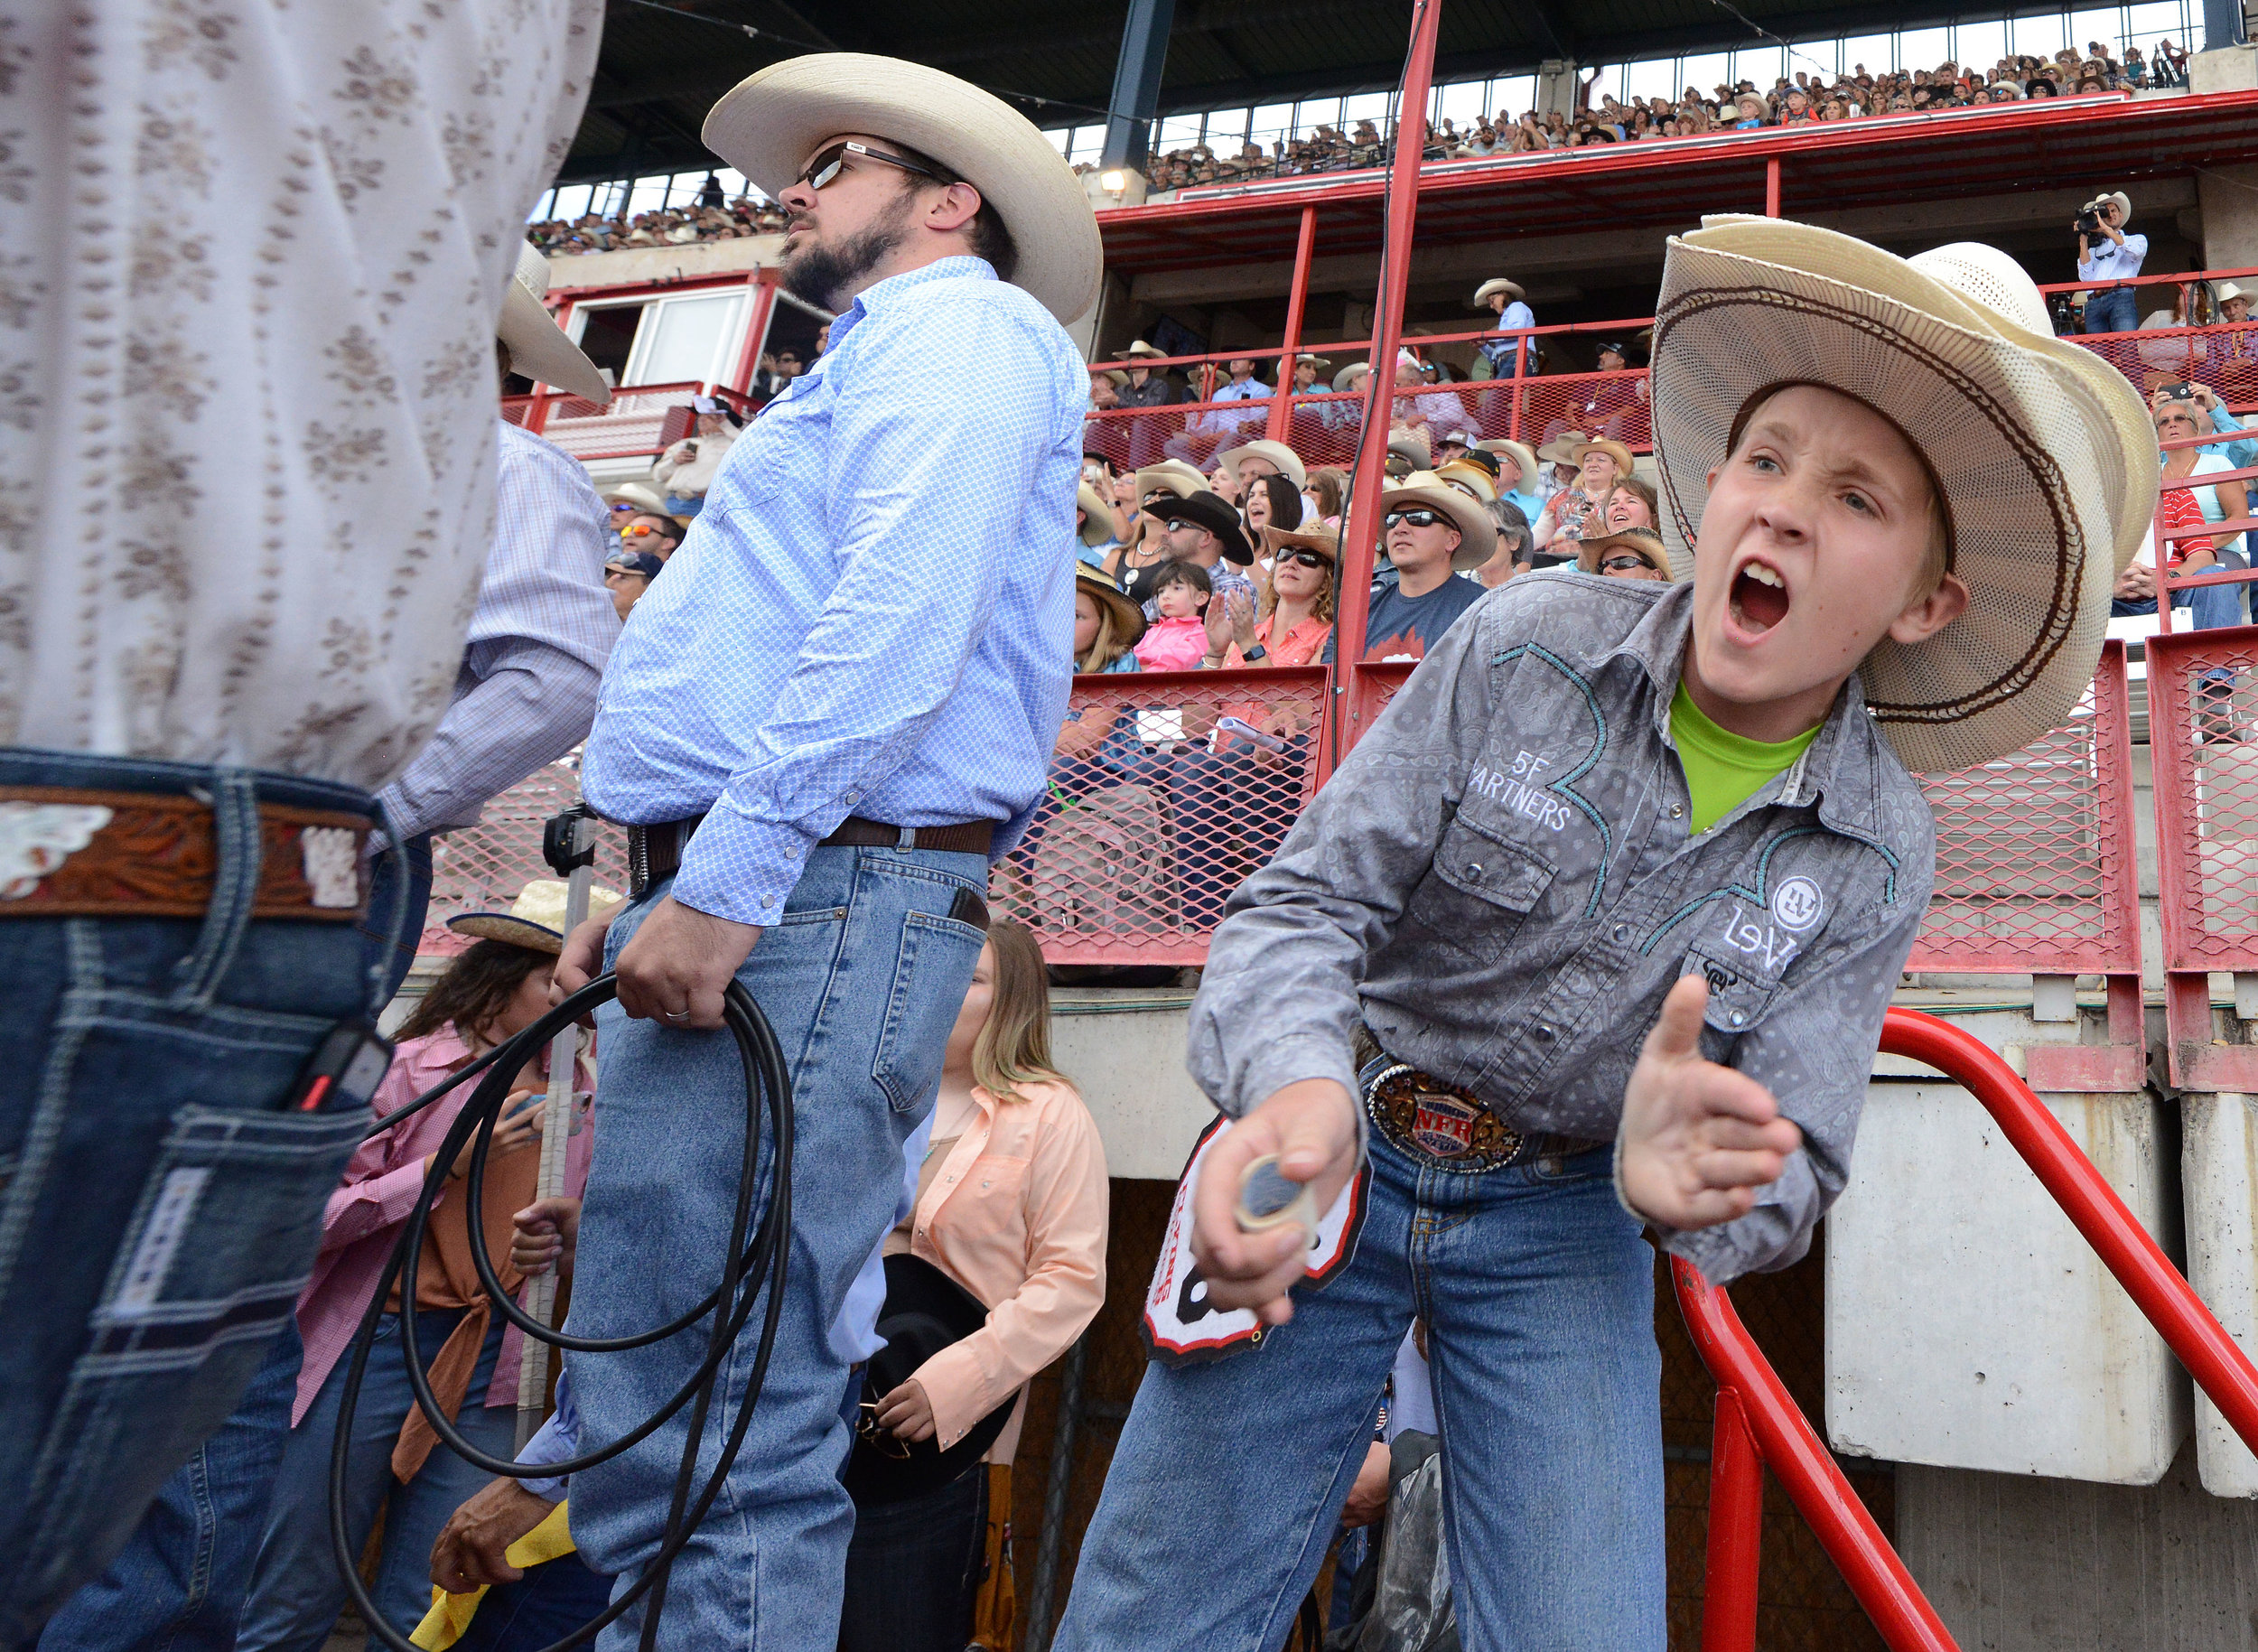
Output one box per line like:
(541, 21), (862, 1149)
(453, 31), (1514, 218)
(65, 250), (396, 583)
(434, 4), (2258, 1649)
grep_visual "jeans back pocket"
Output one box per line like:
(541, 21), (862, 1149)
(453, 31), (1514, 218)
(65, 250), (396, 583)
(870, 910), (988, 1115)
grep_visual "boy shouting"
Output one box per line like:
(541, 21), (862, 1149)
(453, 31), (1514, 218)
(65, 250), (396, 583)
(1057, 222), (2153, 1648)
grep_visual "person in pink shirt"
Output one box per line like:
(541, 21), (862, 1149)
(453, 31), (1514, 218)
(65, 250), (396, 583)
(843, 919), (1108, 1652)
(235, 883), (605, 1651)
(1132, 561), (1215, 671)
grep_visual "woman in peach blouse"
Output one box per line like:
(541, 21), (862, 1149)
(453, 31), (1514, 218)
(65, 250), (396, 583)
(844, 919), (1108, 1652)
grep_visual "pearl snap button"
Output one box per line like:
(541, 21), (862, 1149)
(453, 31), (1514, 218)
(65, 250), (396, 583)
(1730, 1011), (1746, 1027)
(1466, 863), (1484, 879)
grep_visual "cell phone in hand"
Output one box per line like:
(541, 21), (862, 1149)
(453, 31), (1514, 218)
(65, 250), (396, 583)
(2162, 382), (2196, 403)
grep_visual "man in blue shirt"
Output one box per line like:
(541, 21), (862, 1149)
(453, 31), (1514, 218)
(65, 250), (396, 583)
(2076, 190), (2146, 335)
(553, 52), (1098, 1650)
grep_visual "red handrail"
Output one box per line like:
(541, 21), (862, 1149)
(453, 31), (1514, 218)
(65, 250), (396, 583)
(1682, 1007), (2258, 1649)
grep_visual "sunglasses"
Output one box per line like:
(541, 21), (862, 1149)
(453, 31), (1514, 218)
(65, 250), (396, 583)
(620, 522), (673, 539)
(794, 141), (947, 193)
(1599, 555), (1656, 574)
(608, 500), (639, 513)
(1384, 508), (1447, 529)
(1277, 548), (1331, 571)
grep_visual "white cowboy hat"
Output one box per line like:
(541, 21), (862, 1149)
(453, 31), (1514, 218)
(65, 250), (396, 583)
(2094, 190), (2132, 222)
(703, 54), (1102, 324)
(449, 879), (624, 956)
(1470, 277), (1526, 307)
(1075, 480), (1115, 546)
(1124, 340), (1168, 359)
(1479, 438), (1541, 485)
(1649, 216), (2156, 773)
(2216, 280), (2250, 306)
(1569, 436), (1638, 478)
(1575, 526), (1678, 578)
(1386, 429), (1433, 471)
(1381, 472), (1497, 570)
(1536, 430), (1590, 464)
(1132, 460), (1210, 500)
(1216, 438), (1308, 490)
(1334, 361), (1372, 391)
(499, 243), (611, 406)
(602, 481), (672, 516)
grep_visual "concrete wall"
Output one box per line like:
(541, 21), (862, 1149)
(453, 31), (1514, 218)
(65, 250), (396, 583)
(544, 235), (780, 291)
(1048, 989), (1215, 1181)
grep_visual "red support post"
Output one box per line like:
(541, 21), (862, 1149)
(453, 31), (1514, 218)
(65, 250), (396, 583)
(725, 270), (779, 397)
(1765, 156), (1782, 218)
(1506, 318), (1528, 443)
(1332, 0), (1443, 712)
(1266, 205), (1320, 445)
(528, 294), (571, 435)
(1702, 1390), (1763, 1652)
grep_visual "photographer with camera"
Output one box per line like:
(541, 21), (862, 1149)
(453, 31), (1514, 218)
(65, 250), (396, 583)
(2076, 191), (2147, 335)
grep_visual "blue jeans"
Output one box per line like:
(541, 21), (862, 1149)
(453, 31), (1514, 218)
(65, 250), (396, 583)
(361, 831), (435, 1007)
(1053, 1132), (1665, 1652)
(0, 750), (379, 1647)
(234, 1311), (512, 1652)
(33, 1321), (305, 1652)
(2085, 285), (2139, 335)
(453, 1554), (616, 1652)
(565, 848), (989, 1652)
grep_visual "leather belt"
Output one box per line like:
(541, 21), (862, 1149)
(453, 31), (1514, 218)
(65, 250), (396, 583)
(1356, 1025), (1606, 1176)
(627, 814), (998, 899)
(0, 786), (371, 919)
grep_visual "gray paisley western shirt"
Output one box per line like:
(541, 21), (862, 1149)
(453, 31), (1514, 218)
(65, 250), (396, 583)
(1187, 570), (1935, 1284)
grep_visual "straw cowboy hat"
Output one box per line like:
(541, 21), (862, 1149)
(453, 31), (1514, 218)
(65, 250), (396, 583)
(1074, 563), (1146, 645)
(602, 481), (672, 516)
(1433, 458), (1498, 504)
(1574, 525), (1676, 577)
(1570, 436), (1638, 477)
(1536, 430), (1590, 465)
(1124, 340), (1168, 360)
(499, 243), (611, 406)
(1335, 361), (1373, 392)
(449, 879), (624, 956)
(1735, 91), (1768, 118)
(1259, 522), (1341, 567)
(2091, 189), (2132, 223)
(1649, 215), (2155, 772)
(1133, 459), (1210, 500)
(1470, 277), (1526, 307)
(1381, 471), (1497, 570)
(1145, 489), (1256, 565)
(2216, 280), (2251, 310)
(703, 54), (1103, 324)
(1075, 481), (1116, 546)
(1216, 438), (1308, 490)
(1386, 429), (1433, 471)
(1285, 352), (1333, 375)
(1479, 437), (1541, 486)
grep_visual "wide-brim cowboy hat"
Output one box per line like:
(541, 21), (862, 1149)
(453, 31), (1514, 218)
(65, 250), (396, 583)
(1074, 563), (1146, 644)
(602, 481), (672, 516)
(1133, 460), (1210, 501)
(1735, 92), (1768, 116)
(1470, 276), (1526, 307)
(1381, 472), (1497, 570)
(1536, 430), (1590, 464)
(1124, 340), (1168, 359)
(499, 244), (611, 406)
(2217, 280), (2250, 305)
(1570, 436), (1638, 477)
(1649, 215), (2155, 773)
(448, 879), (624, 955)
(1145, 489), (1255, 564)
(703, 54), (1103, 325)
(1334, 362), (1372, 392)
(1386, 429), (1432, 471)
(2093, 189), (2132, 222)
(1260, 522), (1342, 566)
(1434, 459), (1498, 504)
(1075, 481), (1116, 546)
(843, 1255), (1018, 1505)
(1216, 438), (1308, 490)
(1479, 438), (1541, 486)
(1575, 526), (1677, 577)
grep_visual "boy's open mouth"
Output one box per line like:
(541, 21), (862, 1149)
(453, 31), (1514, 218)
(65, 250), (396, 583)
(1730, 560), (1791, 636)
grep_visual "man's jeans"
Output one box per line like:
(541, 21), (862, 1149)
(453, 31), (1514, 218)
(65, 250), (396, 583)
(2114, 546), (2252, 632)
(1053, 1130), (1665, 1652)
(2085, 285), (2140, 335)
(0, 750), (378, 1647)
(565, 847), (989, 1652)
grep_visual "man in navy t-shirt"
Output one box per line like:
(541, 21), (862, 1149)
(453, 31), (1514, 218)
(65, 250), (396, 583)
(1327, 472), (1496, 661)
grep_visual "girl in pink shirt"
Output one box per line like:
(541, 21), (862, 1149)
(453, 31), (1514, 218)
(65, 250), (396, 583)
(1133, 560), (1214, 671)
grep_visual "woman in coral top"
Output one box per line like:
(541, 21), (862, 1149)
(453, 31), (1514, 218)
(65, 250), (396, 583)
(844, 919), (1109, 1652)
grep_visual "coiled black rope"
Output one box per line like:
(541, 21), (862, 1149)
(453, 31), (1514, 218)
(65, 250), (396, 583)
(329, 974), (791, 1652)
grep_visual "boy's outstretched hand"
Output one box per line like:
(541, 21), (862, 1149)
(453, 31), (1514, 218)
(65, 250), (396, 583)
(1619, 975), (1803, 1230)
(1190, 1078), (1360, 1328)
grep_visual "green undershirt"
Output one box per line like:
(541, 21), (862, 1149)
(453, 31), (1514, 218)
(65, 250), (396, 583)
(1669, 682), (1822, 835)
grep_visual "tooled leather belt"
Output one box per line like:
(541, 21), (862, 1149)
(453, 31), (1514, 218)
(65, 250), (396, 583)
(1355, 1023), (1607, 1175)
(626, 813), (998, 900)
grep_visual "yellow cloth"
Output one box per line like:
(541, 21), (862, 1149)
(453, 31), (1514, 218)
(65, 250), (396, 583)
(410, 1500), (577, 1651)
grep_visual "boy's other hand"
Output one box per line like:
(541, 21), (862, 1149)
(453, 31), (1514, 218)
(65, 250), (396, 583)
(1619, 975), (1802, 1230)
(1190, 1078), (1359, 1327)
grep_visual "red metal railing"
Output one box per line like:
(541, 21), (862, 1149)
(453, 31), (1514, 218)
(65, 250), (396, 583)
(1684, 1007), (2258, 1651)
(501, 380), (758, 461)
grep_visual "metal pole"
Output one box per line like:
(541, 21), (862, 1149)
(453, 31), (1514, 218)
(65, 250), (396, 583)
(1701, 1389), (1763, 1652)
(1022, 1334), (1088, 1652)
(515, 807), (597, 1449)
(1506, 316), (1528, 443)
(1765, 155), (1781, 218)
(1266, 205), (1320, 445)
(1100, 0), (1179, 171)
(1332, 0), (1445, 698)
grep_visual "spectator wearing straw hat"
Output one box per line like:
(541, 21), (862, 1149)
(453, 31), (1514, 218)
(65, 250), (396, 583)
(1533, 437), (1634, 549)
(653, 396), (743, 518)
(1481, 439), (1546, 524)
(1575, 525), (1674, 582)
(1337, 472), (1496, 662)
(1470, 277), (1536, 379)
(1076, 480), (1121, 566)
(601, 481), (674, 548)
(1218, 438), (1308, 493)
(2076, 191), (2145, 336)
(1117, 341), (1177, 408)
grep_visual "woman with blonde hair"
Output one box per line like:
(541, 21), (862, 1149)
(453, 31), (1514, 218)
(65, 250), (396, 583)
(842, 919), (1108, 1652)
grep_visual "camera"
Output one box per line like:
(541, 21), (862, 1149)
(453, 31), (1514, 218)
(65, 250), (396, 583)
(2075, 206), (2104, 236)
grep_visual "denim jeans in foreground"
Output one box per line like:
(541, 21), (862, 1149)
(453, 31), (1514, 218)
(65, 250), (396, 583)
(0, 749), (379, 1647)
(1054, 1132), (1664, 1652)
(564, 848), (989, 1652)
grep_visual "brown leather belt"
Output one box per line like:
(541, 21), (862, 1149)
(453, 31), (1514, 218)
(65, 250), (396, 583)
(0, 786), (371, 919)
(627, 814), (997, 899)
(1355, 1024), (1607, 1175)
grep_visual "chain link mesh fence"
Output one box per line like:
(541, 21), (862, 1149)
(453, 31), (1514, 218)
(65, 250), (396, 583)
(2148, 628), (2258, 968)
(419, 760), (629, 957)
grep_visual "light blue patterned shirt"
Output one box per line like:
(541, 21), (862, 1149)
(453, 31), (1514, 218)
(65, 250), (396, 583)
(582, 257), (1084, 924)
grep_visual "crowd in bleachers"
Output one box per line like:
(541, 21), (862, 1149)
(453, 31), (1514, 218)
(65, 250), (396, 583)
(527, 179), (789, 255)
(1106, 37), (2189, 193)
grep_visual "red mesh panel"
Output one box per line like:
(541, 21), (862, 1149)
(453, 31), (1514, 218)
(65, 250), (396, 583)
(1344, 660), (1415, 751)
(2147, 628), (2258, 971)
(2065, 322), (2258, 410)
(1906, 643), (2141, 975)
(420, 761), (630, 957)
(528, 382), (709, 462)
(994, 666), (1332, 965)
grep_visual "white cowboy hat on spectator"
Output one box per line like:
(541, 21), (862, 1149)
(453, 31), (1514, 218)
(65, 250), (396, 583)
(602, 481), (672, 516)
(1124, 341), (1168, 359)
(1650, 215), (2157, 772)
(1381, 472), (1497, 570)
(2093, 190), (2132, 222)
(499, 243), (611, 406)
(2216, 280), (2250, 306)
(1575, 526), (1678, 578)
(1133, 460), (1210, 500)
(1075, 481), (1116, 546)
(703, 54), (1103, 324)
(1570, 436), (1638, 477)
(1286, 353), (1333, 374)
(1735, 91), (1768, 117)
(1334, 362), (1372, 392)
(449, 879), (624, 956)
(1470, 277), (1525, 307)
(1479, 438), (1541, 484)
(1216, 439), (1308, 490)
(1535, 430), (1590, 464)
(1386, 429), (1433, 471)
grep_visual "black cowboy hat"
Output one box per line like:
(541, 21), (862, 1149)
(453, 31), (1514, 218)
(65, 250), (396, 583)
(842, 1255), (1017, 1505)
(1144, 489), (1256, 565)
